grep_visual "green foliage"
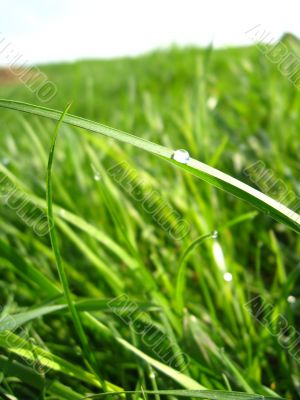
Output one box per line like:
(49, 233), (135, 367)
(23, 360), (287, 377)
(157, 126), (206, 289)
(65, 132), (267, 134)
(0, 44), (299, 399)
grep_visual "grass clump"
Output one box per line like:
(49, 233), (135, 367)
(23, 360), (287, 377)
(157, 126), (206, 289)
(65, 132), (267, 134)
(0, 42), (299, 399)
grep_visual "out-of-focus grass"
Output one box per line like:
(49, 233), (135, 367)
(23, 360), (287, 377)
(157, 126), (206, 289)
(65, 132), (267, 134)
(0, 41), (299, 399)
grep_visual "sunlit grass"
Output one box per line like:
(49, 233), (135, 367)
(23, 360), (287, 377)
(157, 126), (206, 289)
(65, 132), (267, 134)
(0, 43), (299, 399)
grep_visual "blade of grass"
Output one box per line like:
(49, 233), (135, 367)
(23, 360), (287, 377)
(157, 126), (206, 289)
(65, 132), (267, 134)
(0, 163), (138, 271)
(56, 218), (124, 294)
(44, 105), (196, 391)
(0, 99), (299, 234)
(0, 355), (44, 390)
(0, 300), (160, 332)
(174, 232), (213, 314)
(0, 238), (59, 297)
(81, 389), (283, 400)
(46, 103), (106, 388)
(0, 226), (205, 389)
(0, 331), (120, 391)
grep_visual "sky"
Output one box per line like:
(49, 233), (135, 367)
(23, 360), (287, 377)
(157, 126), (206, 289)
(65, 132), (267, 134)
(0, 0), (299, 65)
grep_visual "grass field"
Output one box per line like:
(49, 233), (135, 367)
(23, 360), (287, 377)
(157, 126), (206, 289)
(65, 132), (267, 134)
(0, 36), (299, 399)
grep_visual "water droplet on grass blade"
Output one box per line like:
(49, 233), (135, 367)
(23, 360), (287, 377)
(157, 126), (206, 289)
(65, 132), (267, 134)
(94, 172), (101, 181)
(207, 96), (218, 110)
(211, 230), (218, 239)
(90, 163), (101, 181)
(171, 149), (190, 164)
(287, 295), (296, 304)
(223, 272), (233, 282)
(149, 371), (156, 379)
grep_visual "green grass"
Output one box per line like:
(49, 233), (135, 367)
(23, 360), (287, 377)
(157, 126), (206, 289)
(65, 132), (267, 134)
(0, 41), (299, 399)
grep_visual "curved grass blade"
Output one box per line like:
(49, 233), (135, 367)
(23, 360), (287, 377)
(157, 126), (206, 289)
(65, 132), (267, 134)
(175, 232), (213, 314)
(46, 103), (106, 388)
(0, 331), (120, 392)
(0, 231), (204, 389)
(115, 337), (206, 390)
(44, 108), (198, 390)
(0, 163), (138, 271)
(0, 355), (44, 390)
(0, 300), (160, 332)
(82, 389), (284, 400)
(0, 238), (59, 297)
(0, 99), (299, 234)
